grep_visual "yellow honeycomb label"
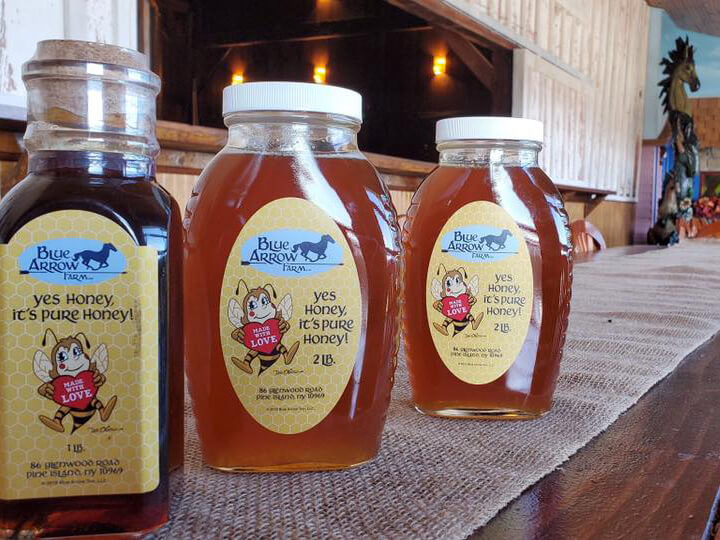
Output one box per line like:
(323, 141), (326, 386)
(219, 198), (362, 434)
(0, 211), (159, 500)
(426, 201), (533, 385)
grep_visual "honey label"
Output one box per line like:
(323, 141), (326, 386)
(426, 201), (533, 384)
(219, 198), (362, 434)
(0, 211), (159, 500)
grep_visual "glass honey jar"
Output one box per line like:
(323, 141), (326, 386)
(184, 82), (400, 471)
(402, 117), (572, 419)
(0, 41), (182, 537)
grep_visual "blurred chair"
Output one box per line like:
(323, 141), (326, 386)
(570, 220), (606, 254)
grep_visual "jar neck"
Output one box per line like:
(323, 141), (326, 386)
(22, 59), (160, 159)
(224, 112), (360, 155)
(28, 151), (155, 180)
(438, 140), (541, 168)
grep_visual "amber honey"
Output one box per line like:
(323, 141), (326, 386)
(403, 117), (572, 419)
(184, 83), (399, 471)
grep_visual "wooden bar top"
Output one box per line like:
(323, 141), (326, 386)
(472, 245), (720, 539)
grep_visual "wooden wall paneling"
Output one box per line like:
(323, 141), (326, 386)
(551, 2), (563, 59)
(521, 0), (536, 44)
(488, 0), (500, 22)
(621, 0), (638, 198)
(586, 200), (636, 247)
(495, 0), (649, 196)
(543, 72), (554, 175)
(627, 0), (647, 198)
(625, 0), (641, 198)
(157, 172), (197, 213)
(599, 0), (615, 191)
(509, 0), (521, 34)
(610, 1), (628, 194)
(565, 200), (636, 247)
(579, 10), (590, 76)
(586, 0), (603, 184)
(535, 0), (550, 52)
(562, 8), (573, 69)
(390, 189), (414, 217)
(512, 48), (592, 186)
(567, 87), (576, 182)
(633, 4), (651, 200)
(631, 17), (646, 198)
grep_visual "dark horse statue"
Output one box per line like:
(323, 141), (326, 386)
(648, 36), (701, 246)
(292, 234), (335, 262)
(74, 243), (117, 270)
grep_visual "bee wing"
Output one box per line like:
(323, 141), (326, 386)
(92, 344), (109, 374)
(228, 298), (244, 328)
(33, 350), (53, 383)
(431, 278), (444, 300)
(468, 275), (480, 297)
(278, 294), (292, 321)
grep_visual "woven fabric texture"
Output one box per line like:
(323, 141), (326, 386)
(161, 242), (720, 539)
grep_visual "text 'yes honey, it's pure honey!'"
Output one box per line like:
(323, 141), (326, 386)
(402, 117), (573, 419)
(184, 82), (400, 471)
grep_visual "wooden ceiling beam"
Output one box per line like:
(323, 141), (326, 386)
(385, 0), (515, 50)
(209, 16), (428, 48)
(439, 29), (495, 90)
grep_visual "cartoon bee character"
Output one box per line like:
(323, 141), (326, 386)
(430, 264), (483, 337)
(228, 280), (300, 375)
(33, 329), (117, 433)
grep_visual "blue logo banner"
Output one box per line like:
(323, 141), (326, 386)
(18, 238), (126, 285)
(441, 226), (519, 262)
(241, 229), (343, 277)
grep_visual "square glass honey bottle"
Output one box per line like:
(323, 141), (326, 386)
(402, 117), (573, 419)
(184, 82), (400, 471)
(0, 41), (182, 537)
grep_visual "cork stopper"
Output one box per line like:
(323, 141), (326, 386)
(28, 39), (150, 71)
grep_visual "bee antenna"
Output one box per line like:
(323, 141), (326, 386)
(263, 283), (277, 299)
(458, 267), (468, 279)
(437, 263), (447, 276)
(235, 279), (250, 296)
(42, 328), (58, 347)
(74, 332), (91, 349)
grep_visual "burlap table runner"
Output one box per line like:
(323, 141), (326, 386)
(161, 241), (720, 539)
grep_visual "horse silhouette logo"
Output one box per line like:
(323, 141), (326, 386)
(480, 230), (511, 251)
(292, 234), (335, 262)
(73, 243), (117, 270)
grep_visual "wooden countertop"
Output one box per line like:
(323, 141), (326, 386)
(472, 245), (720, 539)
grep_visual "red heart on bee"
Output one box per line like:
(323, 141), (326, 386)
(244, 319), (282, 354)
(52, 371), (97, 410)
(441, 293), (471, 321)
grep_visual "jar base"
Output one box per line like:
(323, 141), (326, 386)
(207, 457), (375, 473)
(414, 404), (548, 420)
(1, 519), (168, 540)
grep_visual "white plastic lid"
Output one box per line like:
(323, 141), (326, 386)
(436, 116), (543, 144)
(222, 81), (362, 122)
